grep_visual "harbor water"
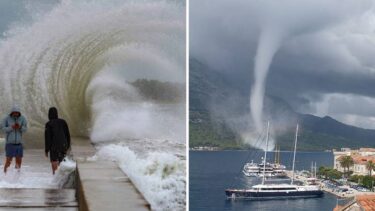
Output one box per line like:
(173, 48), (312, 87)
(190, 150), (337, 211)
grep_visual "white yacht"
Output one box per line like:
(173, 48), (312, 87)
(243, 161), (286, 177)
(226, 123), (324, 199)
(243, 145), (287, 178)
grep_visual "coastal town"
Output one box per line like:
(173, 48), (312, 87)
(319, 148), (375, 210)
(277, 147), (375, 210)
(193, 146), (375, 210)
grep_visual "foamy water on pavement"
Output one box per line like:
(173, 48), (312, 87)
(0, 149), (76, 189)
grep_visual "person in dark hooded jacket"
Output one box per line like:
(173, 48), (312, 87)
(45, 107), (71, 174)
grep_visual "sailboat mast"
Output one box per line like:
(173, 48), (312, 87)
(314, 162), (317, 178)
(291, 124), (299, 185)
(274, 145), (277, 164)
(262, 121), (270, 185)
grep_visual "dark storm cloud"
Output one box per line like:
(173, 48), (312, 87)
(266, 29), (375, 110)
(267, 65), (375, 109)
(191, 0), (375, 128)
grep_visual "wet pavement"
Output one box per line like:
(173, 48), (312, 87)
(0, 188), (77, 209)
(0, 138), (149, 210)
(0, 149), (78, 210)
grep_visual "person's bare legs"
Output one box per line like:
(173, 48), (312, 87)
(4, 157), (12, 173)
(15, 157), (22, 170)
(51, 161), (59, 175)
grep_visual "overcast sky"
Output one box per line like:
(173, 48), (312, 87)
(0, 1), (58, 37)
(190, 0), (375, 129)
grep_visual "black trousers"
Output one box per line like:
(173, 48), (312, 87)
(50, 150), (66, 162)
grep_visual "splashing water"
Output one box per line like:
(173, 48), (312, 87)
(0, 155), (76, 189)
(95, 144), (185, 211)
(53, 157), (77, 188)
(0, 0), (185, 210)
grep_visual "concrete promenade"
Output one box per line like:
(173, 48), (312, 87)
(0, 149), (78, 210)
(73, 138), (150, 211)
(0, 138), (150, 211)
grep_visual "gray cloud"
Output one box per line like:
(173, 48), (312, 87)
(191, 0), (375, 128)
(0, 1), (59, 37)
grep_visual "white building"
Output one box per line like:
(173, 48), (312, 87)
(333, 148), (375, 176)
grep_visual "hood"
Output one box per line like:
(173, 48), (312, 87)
(9, 105), (21, 115)
(48, 107), (58, 120)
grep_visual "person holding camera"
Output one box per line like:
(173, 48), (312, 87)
(2, 105), (28, 173)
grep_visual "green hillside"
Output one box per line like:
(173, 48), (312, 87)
(189, 58), (375, 151)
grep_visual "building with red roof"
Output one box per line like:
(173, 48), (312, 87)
(334, 194), (375, 211)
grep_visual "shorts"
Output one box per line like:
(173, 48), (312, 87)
(5, 143), (23, 158)
(50, 150), (66, 162)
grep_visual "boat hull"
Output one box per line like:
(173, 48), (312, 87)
(225, 189), (324, 199)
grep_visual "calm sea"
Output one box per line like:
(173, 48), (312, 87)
(190, 150), (338, 211)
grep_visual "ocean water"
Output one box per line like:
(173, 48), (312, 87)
(93, 140), (186, 210)
(0, 1), (185, 210)
(190, 150), (337, 211)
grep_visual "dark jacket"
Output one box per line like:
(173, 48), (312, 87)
(45, 107), (71, 154)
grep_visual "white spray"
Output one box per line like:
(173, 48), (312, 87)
(0, 1), (185, 210)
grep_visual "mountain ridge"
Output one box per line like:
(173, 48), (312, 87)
(189, 58), (375, 151)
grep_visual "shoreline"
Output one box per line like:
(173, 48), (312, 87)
(189, 149), (332, 153)
(284, 170), (375, 199)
